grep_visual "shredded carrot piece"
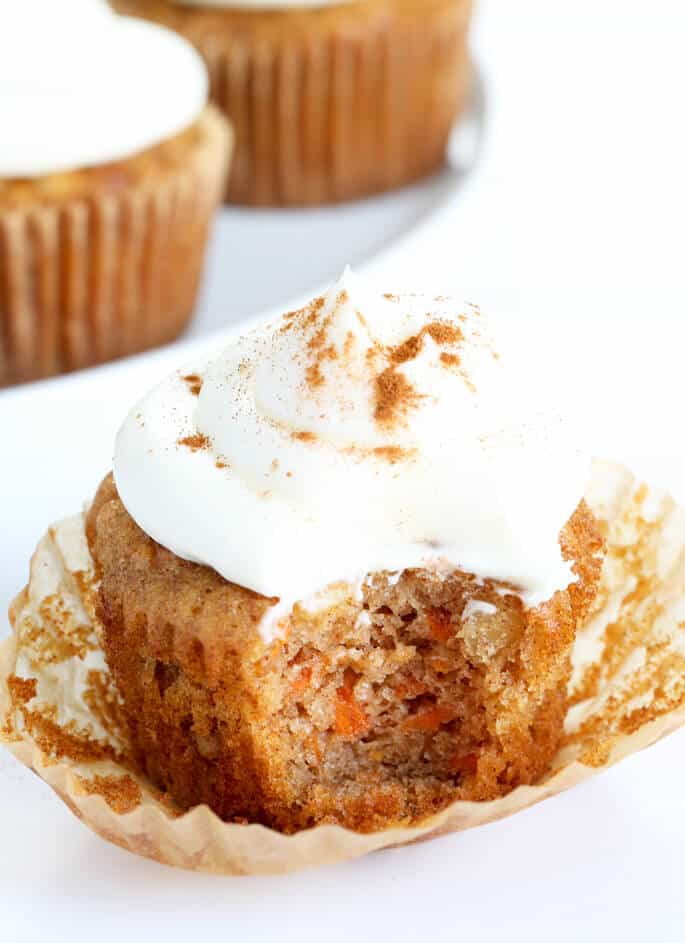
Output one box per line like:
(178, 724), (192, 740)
(306, 732), (323, 764)
(426, 608), (452, 642)
(449, 752), (478, 775)
(403, 705), (455, 732)
(394, 677), (429, 699)
(334, 670), (369, 738)
(290, 666), (312, 698)
(428, 656), (452, 674)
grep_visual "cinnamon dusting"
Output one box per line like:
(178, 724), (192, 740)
(372, 320), (468, 428)
(388, 322), (463, 366)
(374, 368), (423, 428)
(177, 433), (209, 452)
(372, 446), (415, 464)
(305, 344), (337, 389)
(181, 373), (202, 397)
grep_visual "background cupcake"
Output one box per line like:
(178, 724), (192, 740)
(0, 0), (232, 387)
(112, 0), (474, 207)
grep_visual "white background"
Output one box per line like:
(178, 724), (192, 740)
(2, 0), (685, 939)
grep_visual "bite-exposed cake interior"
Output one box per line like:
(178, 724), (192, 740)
(91, 270), (605, 832)
(88, 477), (602, 832)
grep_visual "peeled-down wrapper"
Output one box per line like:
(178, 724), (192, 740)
(2, 460), (685, 875)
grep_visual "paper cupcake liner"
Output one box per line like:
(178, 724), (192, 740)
(0, 106), (231, 387)
(115, 0), (473, 206)
(3, 459), (685, 875)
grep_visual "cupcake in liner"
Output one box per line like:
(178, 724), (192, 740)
(112, 0), (474, 206)
(3, 458), (685, 874)
(0, 3), (233, 387)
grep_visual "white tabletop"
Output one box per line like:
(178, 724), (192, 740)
(3, 1), (685, 939)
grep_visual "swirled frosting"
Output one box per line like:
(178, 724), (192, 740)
(1, 0), (208, 177)
(114, 270), (589, 633)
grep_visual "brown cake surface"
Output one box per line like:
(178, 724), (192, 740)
(112, 0), (473, 206)
(0, 110), (220, 209)
(87, 475), (604, 832)
(0, 106), (230, 387)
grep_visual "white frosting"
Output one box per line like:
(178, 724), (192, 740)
(114, 269), (590, 633)
(1, 0), (208, 177)
(174, 1), (355, 8)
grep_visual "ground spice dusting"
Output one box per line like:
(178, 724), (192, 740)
(302, 296), (326, 332)
(181, 374), (202, 396)
(177, 433), (210, 452)
(305, 344), (337, 389)
(388, 322), (464, 366)
(372, 446), (414, 464)
(371, 320), (468, 427)
(374, 368), (423, 428)
(292, 430), (316, 443)
(279, 299), (324, 335)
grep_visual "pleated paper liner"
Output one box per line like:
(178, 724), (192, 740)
(0, 105), (232, 387)
(3, 459), (685, 875)
(112, 0), (473, 206)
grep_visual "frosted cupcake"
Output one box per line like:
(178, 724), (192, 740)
(84, 270), (604, 832)
(0, 0), (232, 387)
(111, 0), (474, 206)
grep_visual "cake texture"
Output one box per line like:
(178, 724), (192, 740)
(111, 0), (474, 206)
(0, 109), (230, 386)
(83, 271), (606, 833)
(88, 474), (602, 832)
(0, 1), (231, 386)
(7, 459), (685, 872)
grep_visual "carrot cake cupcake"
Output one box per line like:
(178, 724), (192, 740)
(111, 0), (474, 206)
(83, 270), (604, 832)
(0, 0), (232, 387)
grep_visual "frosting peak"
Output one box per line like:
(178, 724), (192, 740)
(1, 0), (208, 177)
(114, 271), (589, 627)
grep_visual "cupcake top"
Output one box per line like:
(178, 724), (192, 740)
(114, 270), (589, 622)
(1, 0), (208, 178)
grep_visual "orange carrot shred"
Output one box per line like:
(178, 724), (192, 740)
(290, 666), (312, 698)
(426, 608), (452, 642)
(334, 670), (369, 738)
(428, 657), (452, 674)
(403, 705), (455, 732)
(449, 752), (478, 775)
(394, 677), (429, 699)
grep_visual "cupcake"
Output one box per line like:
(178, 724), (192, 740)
(82, 270), (604, 832)
(0, 0), (232, 387)
(111, 0), (474, 206)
